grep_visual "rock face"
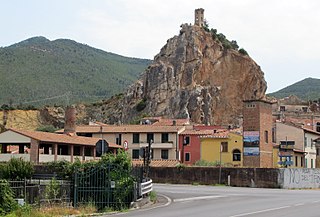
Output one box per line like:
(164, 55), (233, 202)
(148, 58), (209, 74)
(118, 24), (267, 126)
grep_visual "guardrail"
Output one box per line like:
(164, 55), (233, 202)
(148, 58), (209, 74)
(140, 178), (153, 197)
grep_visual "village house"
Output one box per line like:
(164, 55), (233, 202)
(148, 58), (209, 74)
(0, 128), (121, 164)
(57, 124), (186, 161)
(199, 130), (243, 167)
(273, 122), (319, 168)
(178, 125), (224, 165)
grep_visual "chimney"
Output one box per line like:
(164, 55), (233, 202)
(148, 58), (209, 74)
(64, 106), (77, 135)
(173, 120), (177, 126)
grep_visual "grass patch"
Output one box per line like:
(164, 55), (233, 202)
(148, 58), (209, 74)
(149, 191), (157, 203)
(4, 204), (98, 217)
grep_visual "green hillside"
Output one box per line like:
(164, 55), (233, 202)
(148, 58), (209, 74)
(0, 36), (151, 107)
(269, 77), (320, 100)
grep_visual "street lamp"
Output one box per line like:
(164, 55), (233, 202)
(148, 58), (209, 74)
(219, 143), (222, 184)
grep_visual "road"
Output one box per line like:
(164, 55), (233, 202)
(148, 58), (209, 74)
(113, 184), (320, 217)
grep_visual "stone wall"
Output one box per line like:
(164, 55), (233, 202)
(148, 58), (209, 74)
(150, 167), (320, 189)
(149, 167), (281, 188)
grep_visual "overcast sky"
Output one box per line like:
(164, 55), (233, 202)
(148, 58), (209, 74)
(1, 0), (319, 93)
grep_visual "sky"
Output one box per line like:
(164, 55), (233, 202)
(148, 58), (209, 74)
(1, 0), (319, 93)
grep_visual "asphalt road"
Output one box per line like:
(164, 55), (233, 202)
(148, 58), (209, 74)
(112, 184), (320, 217)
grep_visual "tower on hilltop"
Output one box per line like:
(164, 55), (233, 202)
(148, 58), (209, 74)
(194, 8), (204, 27)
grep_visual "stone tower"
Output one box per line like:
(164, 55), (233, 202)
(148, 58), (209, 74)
(194, 8), (204, 27)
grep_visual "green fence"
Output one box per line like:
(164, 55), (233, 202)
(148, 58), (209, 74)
(73, 163), (135, 210)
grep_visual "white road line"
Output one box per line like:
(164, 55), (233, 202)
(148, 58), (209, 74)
(229, 206), (291, 217)
(174, 195), (225, 202)
(293, 203), (304, 206)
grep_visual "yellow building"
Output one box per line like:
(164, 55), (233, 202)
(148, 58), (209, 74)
(200, 131), (243, 167)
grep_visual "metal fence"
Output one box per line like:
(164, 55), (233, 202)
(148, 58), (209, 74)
(9, 179), (72, 206)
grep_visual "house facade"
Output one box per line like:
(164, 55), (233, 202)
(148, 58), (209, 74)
(62, 125), (186, 160)
(179, 128), (214, 165)
(200, 131), (243, 167)
(0, 128), (121, 164)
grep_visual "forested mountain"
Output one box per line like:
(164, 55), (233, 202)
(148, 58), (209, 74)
(269, 78), (320, 100)
(0, 36), (151, 107)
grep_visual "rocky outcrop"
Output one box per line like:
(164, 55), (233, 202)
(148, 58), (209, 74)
(118, 24), (267, 126)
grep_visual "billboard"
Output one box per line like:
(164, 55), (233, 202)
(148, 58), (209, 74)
(243, 147), (260, 156)
(243, 131), (260, 147)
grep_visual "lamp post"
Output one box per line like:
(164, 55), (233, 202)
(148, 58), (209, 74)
(219, 143), (222, 184)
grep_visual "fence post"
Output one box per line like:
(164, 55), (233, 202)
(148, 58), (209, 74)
(73, 171), (77, 208)
(24, 177), (27, 202)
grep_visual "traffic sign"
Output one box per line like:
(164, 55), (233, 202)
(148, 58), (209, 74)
(123, 140), (128, 151)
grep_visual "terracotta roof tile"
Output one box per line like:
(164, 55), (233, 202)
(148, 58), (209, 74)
(180, 129), (214, 135)
(200, 130), (230, 138)
(57, 125), (185, 133)
(9, 128), (122, 148)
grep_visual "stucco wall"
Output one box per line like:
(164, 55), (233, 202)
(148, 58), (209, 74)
(280, 168), (320, 189)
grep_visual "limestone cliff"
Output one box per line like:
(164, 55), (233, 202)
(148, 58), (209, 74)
(117, 24), (267, 125)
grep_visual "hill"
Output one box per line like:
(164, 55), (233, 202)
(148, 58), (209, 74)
(269, 78), (320, 100)
(0, 36), (151, 107)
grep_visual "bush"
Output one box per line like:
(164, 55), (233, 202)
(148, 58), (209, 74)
(239, 48), (248, 56)
(3, 158), (34, 180)
(0, 179), (18, 215)
(36, 125), (58, 133)
(45, 177), (60, 203)
(193, 160), (221, 167)
(135, 99), (147, 112)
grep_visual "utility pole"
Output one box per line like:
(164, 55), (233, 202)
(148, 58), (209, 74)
(219, 143), (222, 184)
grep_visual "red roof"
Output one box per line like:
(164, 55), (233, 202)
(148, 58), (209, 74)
(57, 125), (185, 133)
(180, 129), (214, 136)
(8, 128), (122, 148)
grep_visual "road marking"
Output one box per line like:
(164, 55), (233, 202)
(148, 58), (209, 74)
(293, 203), (304, 206)
(229, 205), (291, 217)
(174, 195), (225, 202)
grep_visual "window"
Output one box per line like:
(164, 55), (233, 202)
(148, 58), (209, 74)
(161, 149), (169, 159)
(272, 127), (276, 143)
(295, 156), (298, 167)
(280, 106), (286, 112)
(184, 136), (190, 145)
(133, 133), (140, 143)
(161, 133), (169, 143)
(304, 137), (307, 147)
(317, 122), (320, 132)
(301, 157), (303, 167)
(232, 149), (241, 161)
(305, 159), (308, 168)
(185, 153), (190, 162)
(264, 131), (268, 143)
(115, 134), (122, 145)
(221, 142), (228, 152)
(147, 133), (154, 143)
(132, 149), (140, 159)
